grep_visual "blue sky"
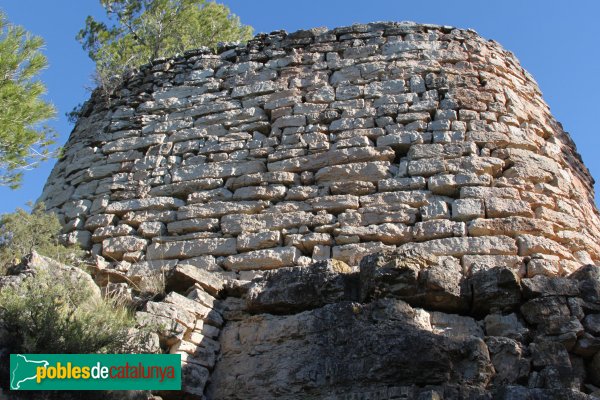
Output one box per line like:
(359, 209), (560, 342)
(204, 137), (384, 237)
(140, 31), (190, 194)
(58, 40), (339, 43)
(0, 0), (598, 215)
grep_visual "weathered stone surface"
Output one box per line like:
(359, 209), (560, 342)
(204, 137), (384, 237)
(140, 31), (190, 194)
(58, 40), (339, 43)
(267, 146), (395, 173)
(486, 337), (530, 385)
(315, 161), (391, 184)
(246, 260), (353, 314)
(209, 300), (494, 399)
(166, 263), (225, 297)
(335, 223), (412, 245)
(172, 160), (266, 182)
(332, 242), (395, 266)
(285, 232), (332, 254)
(452, 198), (485, 221)
(146, 238), (237, 260)
(470, 267), (522, 316)
(360, 249), (468, 312)
(221, 211), (335, 235)
(484, 313), (529, 340)
(232, 185), (287, 201)
(399, 236), (517, 257)
(177, 200), (268, 219)
(166, 218), (219, 234)
(223, 247), (301, 271)
(102, 236), (147, 260)
(37, 21), (600, 400)
(105, 197), (184, 215)
(237, 231), (281, 252)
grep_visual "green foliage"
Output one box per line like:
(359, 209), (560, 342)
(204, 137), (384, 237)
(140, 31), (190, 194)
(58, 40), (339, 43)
(66, 102), (85, 125)
(0, 12), (56, 189)
(78, 0), (253, 96)
(0, 271), (136, 354)
(0, 203), (82, 272)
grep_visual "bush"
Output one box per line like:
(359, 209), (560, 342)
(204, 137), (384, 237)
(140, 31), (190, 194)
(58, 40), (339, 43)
(0, 203), (82, 273)
(0, 270), (135, 354)
(0, 269), (152, 399)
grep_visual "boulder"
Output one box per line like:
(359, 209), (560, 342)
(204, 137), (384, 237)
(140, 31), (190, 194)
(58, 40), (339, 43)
(246, 260), (354, 314)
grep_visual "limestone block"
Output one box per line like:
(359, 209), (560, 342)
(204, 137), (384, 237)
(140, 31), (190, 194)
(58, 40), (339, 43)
(233, 184), (287, 201)
(285, 233), (332, 253)
(146, 238), (237, 260)
(138, 221), (165, 238)
(516, 234), (573, 258)
(92, 225), (138, 242)
(105, 197), (184, 215)
(376, 131), (432, 151)
(223, 247), (301, 271)
(398, 236), (517, 257)
(429, 312), (483, 339)
(452, 198), (485, 221)
(187, 188), (233, 204)
(135, 311), (186, 345)
(231, 80), (278, 98)
(237, 231), (282, 252)
(361, 190), (432, 207)
(330, 181), (376, 196)
(285, 186), (319, 201)
(484, 313), (529, 340)
(407, 159), (446, 177)
(102, 134), (166, 153)
(167, 264), (225, 298)
(485, 198), (533, 218)
(468, 217), (555, 238)
(172, 160), (266, 182)
(267, 146), (395, 173)
(526, 258), (561, 278)
(144, 301), (195, 329)
(246, 259), (351, 313)
(149, 178), (223, 197)
(64, 200), (91, 219)
(413, 220), (466, 241)
(485, 337), (530, 385)
(315, 161), (391, 184)
(102, 236), (147, 259)
(221, 211), (335, 235)
(462, 255), (525, 277)
(335, 223), (412, 245)
(177, 200), (268, 219)
(308, 195), (360, 213)
(332, 242), (395, 266)
(84, 214), (117, 230)
(460, 186), (521, 200)
(226, 172), (297, 190)
(428, 173), (492, 196)
(420, 200), (450, 221)
(164, 291), (216, 322)
(378, 176), (427, 192)
(121, 210), (177, 227)
(167, 218), (219, 234)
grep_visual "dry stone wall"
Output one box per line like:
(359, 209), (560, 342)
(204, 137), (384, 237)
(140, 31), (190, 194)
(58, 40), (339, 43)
(42, 22), (600, 279)
(39, 21), (600, 399)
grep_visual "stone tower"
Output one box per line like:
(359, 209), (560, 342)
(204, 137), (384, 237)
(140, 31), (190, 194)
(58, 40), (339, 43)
(41, 22), (600, 399)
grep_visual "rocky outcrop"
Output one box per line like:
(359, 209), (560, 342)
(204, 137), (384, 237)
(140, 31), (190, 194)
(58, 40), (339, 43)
(207, 252), (600, 399)
(37, 21), (600, 398)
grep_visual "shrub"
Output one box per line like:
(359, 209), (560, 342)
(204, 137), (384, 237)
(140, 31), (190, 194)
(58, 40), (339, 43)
(0, 203), (82, 273)
(0, 270), (135, 354)
(0, 268), (153, 399)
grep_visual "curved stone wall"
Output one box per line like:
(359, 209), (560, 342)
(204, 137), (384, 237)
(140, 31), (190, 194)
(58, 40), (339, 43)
(42, 21), (600, 279)
(39, 21), (600, 399)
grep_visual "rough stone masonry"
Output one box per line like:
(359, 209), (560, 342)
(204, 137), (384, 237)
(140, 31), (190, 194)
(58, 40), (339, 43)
(39, 22), (600, 399)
